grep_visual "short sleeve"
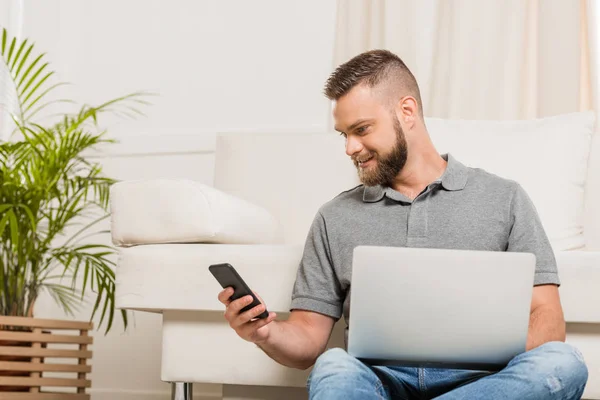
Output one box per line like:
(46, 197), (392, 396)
(507, 183), (560, 286)
(290, 211), (343, 319)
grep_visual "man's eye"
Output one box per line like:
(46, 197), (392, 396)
(339, 132), (347, 138)
(357, 126), (368, 134)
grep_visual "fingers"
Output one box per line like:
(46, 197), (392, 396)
(218, 287), (234, 305)
(218, 288), (275, 343)
(256, 312), (277, 327)
(223, 294), (253, 323)
(230, 300), (267, 330)
(239, 312), (278, 341)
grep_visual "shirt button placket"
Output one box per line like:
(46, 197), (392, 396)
(406, 196), (428, 246)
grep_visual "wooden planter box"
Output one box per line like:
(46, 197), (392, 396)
(0, 316), (93, 400)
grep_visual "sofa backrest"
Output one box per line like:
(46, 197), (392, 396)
(214, 133), (359, 245)
(426, 111), (597, 251)
(214, 111), (598, 249)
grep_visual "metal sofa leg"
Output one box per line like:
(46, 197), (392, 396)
(171, 382), (193, 400)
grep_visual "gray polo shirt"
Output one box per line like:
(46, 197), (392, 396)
(290, 153), (559, 327)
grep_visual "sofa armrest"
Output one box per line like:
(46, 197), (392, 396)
(556, 250), (600, 323)
(110, 179), (283, 246)
(115, 243), (303, 313)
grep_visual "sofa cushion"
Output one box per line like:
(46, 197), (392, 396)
(426, 111), (595, 251)
(114, 243), (600, 324)
(110, 179), (282, 246)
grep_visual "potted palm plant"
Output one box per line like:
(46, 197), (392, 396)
(0, 27), (149, 397)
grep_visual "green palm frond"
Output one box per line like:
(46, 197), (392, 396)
(1, 29), (68, 129)
(0, 26), (152, 334)
(42, 282), (82, 315)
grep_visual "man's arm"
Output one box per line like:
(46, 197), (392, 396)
(527, 284), (566, 351)
(257, 310), (336, 369)
(219, 288), (336, 370)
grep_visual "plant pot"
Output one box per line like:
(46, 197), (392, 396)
(0, 316), (93, 399)
(0, 337), (34, 392)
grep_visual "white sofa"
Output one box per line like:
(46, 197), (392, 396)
(111, 111), (600, 400)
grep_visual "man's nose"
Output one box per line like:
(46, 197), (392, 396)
(345, 136), (363, 157)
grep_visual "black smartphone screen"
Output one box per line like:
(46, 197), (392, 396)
(209, 263), (269, 319)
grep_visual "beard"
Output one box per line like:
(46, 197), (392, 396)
(354, 115), (408, 187)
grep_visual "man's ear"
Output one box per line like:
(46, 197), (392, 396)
(396, 96), (419, 129)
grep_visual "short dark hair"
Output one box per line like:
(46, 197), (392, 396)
(323, 49), (423, 117)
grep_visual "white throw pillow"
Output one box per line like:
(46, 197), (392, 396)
(425, 111), (595, 251)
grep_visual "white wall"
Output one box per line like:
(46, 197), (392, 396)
(0, 0), (24, 140)
(17, 0), (337, 398)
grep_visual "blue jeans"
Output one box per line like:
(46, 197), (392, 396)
(307, 342), (588, 399)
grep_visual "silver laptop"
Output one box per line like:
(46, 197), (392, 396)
(347, 246), (535, 370)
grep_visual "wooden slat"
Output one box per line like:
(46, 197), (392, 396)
(29, 327), (41, 393)
(0, 376), (91, 388)
(0, 361), (91, 373)
(0, 393), (89, 400)
(77, 330), (89, 394)
(0, 331), (93, 345)
(0, 316), (93, 331)
(0, 346), (92, 359)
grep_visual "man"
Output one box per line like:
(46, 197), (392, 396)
(217, 49), (588, 399)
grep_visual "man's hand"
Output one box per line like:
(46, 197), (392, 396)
(218, 287), (277, 344)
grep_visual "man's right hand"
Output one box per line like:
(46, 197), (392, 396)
(218, 287), (277, 344)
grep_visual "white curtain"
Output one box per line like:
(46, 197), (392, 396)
(584, 0), (600, 247)
(333, 0), (592, 120)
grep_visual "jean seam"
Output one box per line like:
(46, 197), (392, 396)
(374, 380), (386, 400)
(418, 368), (427, 399)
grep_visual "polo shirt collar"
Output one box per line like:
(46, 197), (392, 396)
(362, 153), (469, 203)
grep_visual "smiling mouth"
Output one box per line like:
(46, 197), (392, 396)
(357, 156), (374, 167)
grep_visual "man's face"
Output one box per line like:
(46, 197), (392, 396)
(333, 85), (408, 187)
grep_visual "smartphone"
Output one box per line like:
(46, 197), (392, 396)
(209, 263), (269, 319)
